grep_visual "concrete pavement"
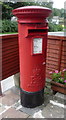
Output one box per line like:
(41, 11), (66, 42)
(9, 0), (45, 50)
(0, 85), (65, 119)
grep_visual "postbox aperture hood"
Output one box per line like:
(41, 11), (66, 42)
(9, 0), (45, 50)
(12, 6), (52, 23)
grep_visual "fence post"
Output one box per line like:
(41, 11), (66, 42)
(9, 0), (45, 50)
(58, 40), (63, 72)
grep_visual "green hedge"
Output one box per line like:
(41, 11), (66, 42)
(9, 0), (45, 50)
(1, 20), (18, 33)
(0, 20), (63, 33)
(48, 22), (63, 32)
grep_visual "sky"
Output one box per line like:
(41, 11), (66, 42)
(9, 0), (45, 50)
(53, 0), (66, 9)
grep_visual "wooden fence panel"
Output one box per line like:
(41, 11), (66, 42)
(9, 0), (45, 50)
(0, 34), (66, 80)
(0, 34), (19, 80)
(46, 35), (66, 78)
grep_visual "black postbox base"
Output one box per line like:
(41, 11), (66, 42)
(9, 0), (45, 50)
(20, 88), (44, 108)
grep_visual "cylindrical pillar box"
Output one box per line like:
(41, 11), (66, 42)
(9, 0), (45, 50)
(12, 6), (52, 108)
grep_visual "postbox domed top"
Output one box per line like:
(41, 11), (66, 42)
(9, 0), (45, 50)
(12, 6), (52, 23)
(14, 5), (51, 10)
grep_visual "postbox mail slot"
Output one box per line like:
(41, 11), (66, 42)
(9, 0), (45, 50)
(28, 29), (47, 35)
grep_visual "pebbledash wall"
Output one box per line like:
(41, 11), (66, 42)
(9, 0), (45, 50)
(0, 32), (66, 81)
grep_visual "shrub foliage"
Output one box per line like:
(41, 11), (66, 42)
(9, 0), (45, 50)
(48, 22), (63, 32)
(2, 20), (18, 33)
(0, 20), (63, 33)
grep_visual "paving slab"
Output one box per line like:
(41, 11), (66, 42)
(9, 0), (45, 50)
(10, 86), (20, 96)
(0, 84), (65, 119)
(28, 116), (65, 120)
(28, 118), (65, 120)
(40, 92), (66, 119)
(49, 92), (66, 108)
(55, 92), (66, 100)
(11, 86), (54, 118)
(16, 103), (45, 116)
(0, 103), (6, 114)
(2, 107), (29, 118)
(50, 96), (65, 105)
(12, 99), (45, 117)
(12, 94), (53, 116)
(42, 103), (64, 118)
(0, 87), (20, 106)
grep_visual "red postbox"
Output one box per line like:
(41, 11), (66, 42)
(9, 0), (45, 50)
(12, 6), (52, 108)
